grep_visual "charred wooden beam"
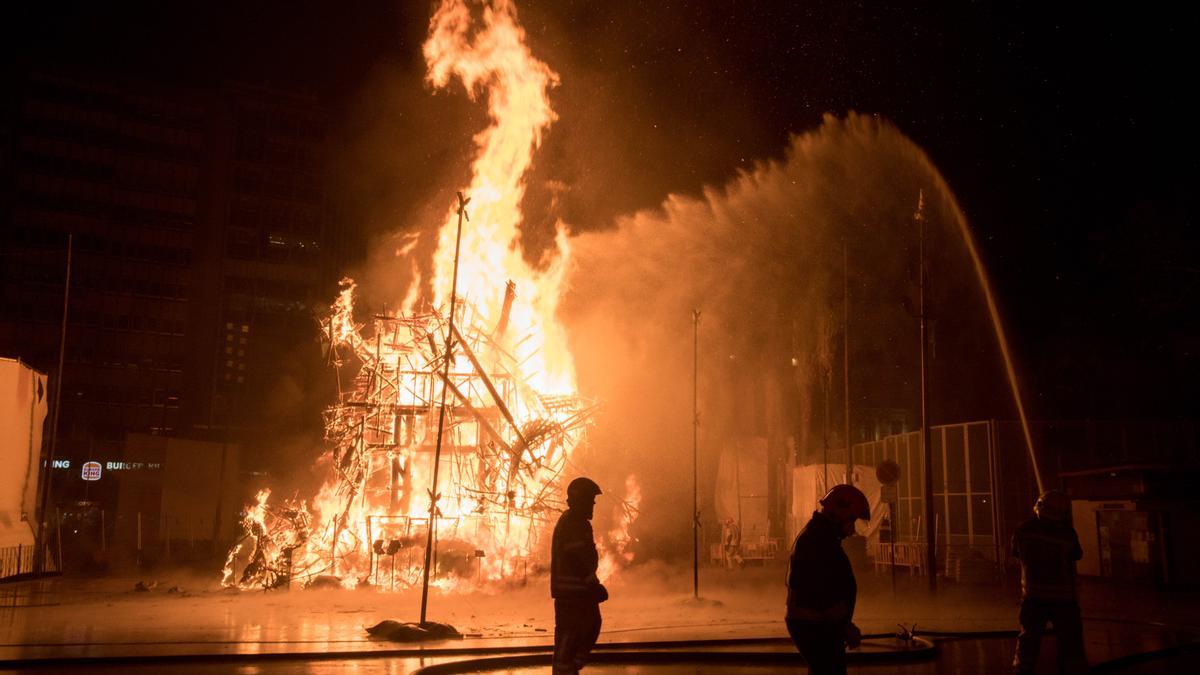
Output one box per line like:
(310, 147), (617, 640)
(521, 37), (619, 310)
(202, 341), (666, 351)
(433, 370), (514, 457)
(449, 322), (529, 450)
(494, 280), (516, 339)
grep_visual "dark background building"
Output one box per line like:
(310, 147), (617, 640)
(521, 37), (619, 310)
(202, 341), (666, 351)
(0, 2), (1194, 573)
(0, 68), (347, 551)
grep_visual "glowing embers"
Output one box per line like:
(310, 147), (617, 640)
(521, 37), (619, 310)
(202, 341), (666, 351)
(223, 283), (594, 591)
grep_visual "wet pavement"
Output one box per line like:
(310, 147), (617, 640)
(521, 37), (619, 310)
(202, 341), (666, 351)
(1, 565), (1198, 672)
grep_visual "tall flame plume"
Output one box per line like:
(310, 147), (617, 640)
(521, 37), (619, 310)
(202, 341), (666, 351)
(222, 0), (637, 593)
(424, 0), (574, 395)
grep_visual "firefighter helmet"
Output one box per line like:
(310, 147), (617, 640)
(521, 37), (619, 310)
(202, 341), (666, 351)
(1034, 490), (1071, 521)
(566, 477), (602, 501)
(819, 484), (871, 521)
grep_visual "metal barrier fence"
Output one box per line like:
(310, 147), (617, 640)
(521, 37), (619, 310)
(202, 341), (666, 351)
(842, 421), (1004, 579)
(0, 543), (58, 580)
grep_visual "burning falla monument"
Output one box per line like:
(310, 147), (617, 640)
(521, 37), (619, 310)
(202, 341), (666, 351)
(223, 279), (597, 591)
(222, 0), (640, 592)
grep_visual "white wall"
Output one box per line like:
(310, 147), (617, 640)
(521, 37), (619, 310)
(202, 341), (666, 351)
(0, 359), (49, 547)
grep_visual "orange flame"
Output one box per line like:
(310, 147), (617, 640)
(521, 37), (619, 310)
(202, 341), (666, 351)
(222, 0), (627, 593)
(424, 0), (574, 395)
(598, 474), (642, 582)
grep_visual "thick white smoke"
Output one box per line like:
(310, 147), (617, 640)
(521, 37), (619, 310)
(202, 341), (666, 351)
(562, 113), (993, 557)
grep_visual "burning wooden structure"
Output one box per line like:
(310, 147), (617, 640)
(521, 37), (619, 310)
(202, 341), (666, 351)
(223, 0), (644, 592)
(223, 280), (595, 590)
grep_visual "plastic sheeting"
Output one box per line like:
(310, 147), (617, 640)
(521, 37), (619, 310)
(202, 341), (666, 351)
(714, 439), (769, 542)
(0, 358), (49, 548)
(789, 464), (884, 541)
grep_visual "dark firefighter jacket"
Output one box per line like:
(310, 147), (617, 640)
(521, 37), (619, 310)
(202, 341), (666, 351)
(786, 511), (856, 623)
(551, 508), (599, 600)
(1011, 517), (1082, 601)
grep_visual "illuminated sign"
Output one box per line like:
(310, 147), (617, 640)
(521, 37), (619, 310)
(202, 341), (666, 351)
(106, 461), (161, 471)
(81, 461), (102, 481)
(51, 459), (161, 472)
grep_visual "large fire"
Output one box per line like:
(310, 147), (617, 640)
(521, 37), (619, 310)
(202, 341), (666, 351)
(222, 0), (638, 592)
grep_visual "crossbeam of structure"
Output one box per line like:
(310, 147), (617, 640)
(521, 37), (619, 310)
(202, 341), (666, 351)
(225, 279), (594, 593)
(434, 369), (514, 458)
(450, 322), (529, 449)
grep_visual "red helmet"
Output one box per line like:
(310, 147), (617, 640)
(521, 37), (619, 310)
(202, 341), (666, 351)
(820, 484), (871, 521)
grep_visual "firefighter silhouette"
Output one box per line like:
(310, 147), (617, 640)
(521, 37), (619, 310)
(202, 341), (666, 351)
(786, 484), (871, 675)
(551, 477), (607, 674)
(1011, 490), (1087, 674)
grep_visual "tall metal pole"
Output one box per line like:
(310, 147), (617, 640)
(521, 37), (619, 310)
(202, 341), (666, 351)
(692, 309), (700, 599)
(822, 375), (829, 493)
(917, 191), (937, 594)
(842, 240), (852, 483)
(37, 234), (72, 574)
(420, 192), (469, 623)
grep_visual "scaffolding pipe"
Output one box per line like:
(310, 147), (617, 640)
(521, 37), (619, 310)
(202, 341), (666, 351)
(449, 322), (529, 449)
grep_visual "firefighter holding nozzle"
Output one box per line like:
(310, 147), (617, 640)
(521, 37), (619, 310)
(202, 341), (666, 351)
(1011, 490), (1087, 674)
(551, 477), (608, 674)
(785, 484), (871, 675)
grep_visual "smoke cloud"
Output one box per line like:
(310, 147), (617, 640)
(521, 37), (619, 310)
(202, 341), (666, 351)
(562, 113), (998, 557)
(321, 3), (1009, 563)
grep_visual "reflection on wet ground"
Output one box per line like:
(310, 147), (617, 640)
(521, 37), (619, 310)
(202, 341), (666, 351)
(0, 637), (1193, 674)
(1, 567), (1198, 673)
(1, 628), (1196, 674)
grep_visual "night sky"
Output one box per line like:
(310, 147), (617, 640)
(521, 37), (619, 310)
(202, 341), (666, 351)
(6, 0), (1197, 418)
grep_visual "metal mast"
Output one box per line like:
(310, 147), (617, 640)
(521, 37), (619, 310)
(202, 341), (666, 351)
(36, 234), (71, 575)
(420, 192), (469, 623)
(692, 308), (700, 599)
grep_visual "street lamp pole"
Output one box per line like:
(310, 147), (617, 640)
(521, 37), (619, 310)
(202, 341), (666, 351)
(843, 240), (852, 483)
(917, 191), (937, 595)
(36, 233), (72, 575)
(692, 308), (700, 600)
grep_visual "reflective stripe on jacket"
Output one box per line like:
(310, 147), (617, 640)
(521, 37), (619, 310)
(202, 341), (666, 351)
(551, 509), (599, 599)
